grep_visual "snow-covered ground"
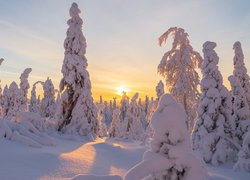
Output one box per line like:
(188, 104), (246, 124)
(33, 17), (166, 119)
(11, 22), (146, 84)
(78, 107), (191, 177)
(0, 136), (249, 180)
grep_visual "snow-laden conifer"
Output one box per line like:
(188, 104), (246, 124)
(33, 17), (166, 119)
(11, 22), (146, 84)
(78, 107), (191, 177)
(58, 3), (98, 136)
(109, 108), (121, 138)
(120, 93), (144, 140)
(158, 27), (202, 130)
(192, 41), (232, 165)
(119, 91), (129, 122)
(125, 94), (207, 180)
(156, 80), (165, 100)
(103, 101), (112, 128)
(29, 84), (38, 113)
(234, 131), (250, 172)
(0, 58), (4, 116)
(229, 76), (250, 144)
(1, 86), (9, 117)
(5, 82), (23, 118)
(19, 68), (32, 112)
(233, 42), (250, 107)
(41, 78), (56, 118)
(97, 104), (107, 137)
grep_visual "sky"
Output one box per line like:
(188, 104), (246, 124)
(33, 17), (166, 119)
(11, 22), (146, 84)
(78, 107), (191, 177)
(0, 0), (250, 101)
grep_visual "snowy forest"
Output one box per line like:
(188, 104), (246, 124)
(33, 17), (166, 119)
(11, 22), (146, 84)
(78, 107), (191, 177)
(0, 2), (250, 180)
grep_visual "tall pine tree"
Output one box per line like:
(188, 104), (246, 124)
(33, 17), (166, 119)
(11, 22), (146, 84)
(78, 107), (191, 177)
(58, 3), (98, 136)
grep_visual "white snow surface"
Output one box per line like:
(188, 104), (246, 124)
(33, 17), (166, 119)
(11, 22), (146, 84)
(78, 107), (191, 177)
(0, 136), (249, 180)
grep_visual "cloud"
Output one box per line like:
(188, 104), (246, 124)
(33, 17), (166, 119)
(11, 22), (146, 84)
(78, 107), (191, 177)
(0, 20), (63, 63)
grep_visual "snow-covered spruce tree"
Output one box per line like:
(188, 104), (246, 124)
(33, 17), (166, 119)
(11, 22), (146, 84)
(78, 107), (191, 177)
(144, 96), (149, 116)
(1, 85), (9, 117)
(29, 81), (44, 114)
(0, 81), (3, 117)
(228, 75), (250, 144)
(97, 104), (107, 137)
(138, 98), (147, 130)
(124, 94), (207, 180)
(145, 81), (166, 140)
(54, 90), (61, 118)
(120, 93), (144, 140)
(0, 58), (4, 116)
(55, 90), (61, 105)
(58, 3), (98, 136)
(109, 100), (113, 112)
(41, 78), (56, 118)
(0, 58), (4, 65)
(109, 108), (121, 138)
(19, 68), (32, 112)
(113, 97), (117, 110)
(156, 80), (165, 100)
(233, 41), (250, 107)
(158, 27), (202, 130)
(29, 84), (38, 113)
(119, 91), (129, 122)
(103, 101), (112, 127)
(5, 82), (23, 118)
(234, 131), (250, 172)
(192, 41), (233, 165)
(99, 96), (103, 104)
(37, 95), (41, 106)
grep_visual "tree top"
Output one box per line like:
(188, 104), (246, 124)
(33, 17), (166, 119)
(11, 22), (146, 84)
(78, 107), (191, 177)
(70, 2), (81, 18)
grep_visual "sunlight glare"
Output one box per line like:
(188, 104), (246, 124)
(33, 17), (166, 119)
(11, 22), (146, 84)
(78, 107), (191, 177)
(117, 86), (129, 96)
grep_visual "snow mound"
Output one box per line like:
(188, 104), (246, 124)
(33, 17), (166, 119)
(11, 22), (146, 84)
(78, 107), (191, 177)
(0, 112), (54, 147)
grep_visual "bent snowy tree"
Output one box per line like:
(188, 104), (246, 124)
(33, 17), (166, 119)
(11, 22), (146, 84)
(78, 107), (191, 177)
(158, 27), (202, 130)
(58, 3), (98, 136)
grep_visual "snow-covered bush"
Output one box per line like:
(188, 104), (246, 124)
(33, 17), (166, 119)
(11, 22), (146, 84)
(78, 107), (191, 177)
(58, 3), (98, 136)
(41, 78), (56, 118)
(233, 41), (250, 107)
(158, 27), (202, 130)
(124, 94), (207, 180)
(19, 68), (32, 112)
(192, 41), (232, 165)
(234, 131), (250, 172)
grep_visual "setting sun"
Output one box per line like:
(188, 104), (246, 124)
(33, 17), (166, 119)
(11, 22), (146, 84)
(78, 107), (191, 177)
(117, 86), (129, 96)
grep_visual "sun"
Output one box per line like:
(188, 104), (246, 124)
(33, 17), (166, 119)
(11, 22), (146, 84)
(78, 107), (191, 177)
(117, 86), (129, 96)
